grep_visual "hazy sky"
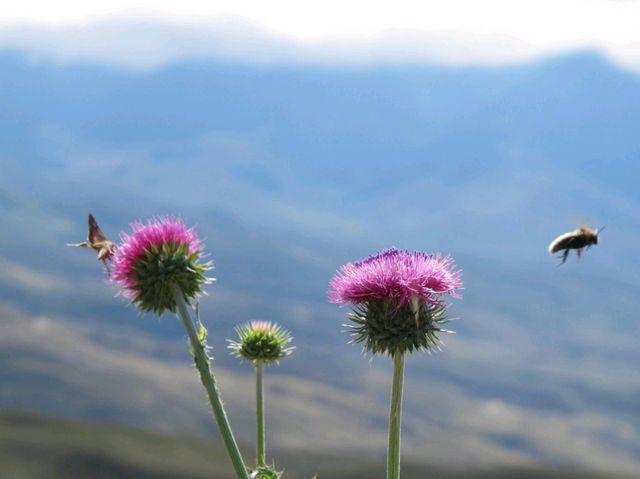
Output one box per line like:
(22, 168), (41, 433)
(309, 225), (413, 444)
(1, 0), (640, 69)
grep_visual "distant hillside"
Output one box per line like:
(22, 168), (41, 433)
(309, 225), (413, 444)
(2, 303), (639, 475)
(0, 411), (634, 479)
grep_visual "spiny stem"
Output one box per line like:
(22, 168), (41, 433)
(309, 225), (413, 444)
(387, 351), (405, 479)
(171, 284), (250, 479)
(256, 359), (266, 468)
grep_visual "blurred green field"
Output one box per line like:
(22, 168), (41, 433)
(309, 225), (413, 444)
(0, 411), (633, 479)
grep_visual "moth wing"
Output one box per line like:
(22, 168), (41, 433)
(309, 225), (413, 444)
(67, 242), (89, 248)
(88, 213), (109, 244)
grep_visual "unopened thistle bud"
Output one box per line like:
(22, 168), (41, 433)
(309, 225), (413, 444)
(228, 321), (294, 364)
(111, 217), (212, 314)
(328, 248), (462, 356)
(250, 465), (282, 479)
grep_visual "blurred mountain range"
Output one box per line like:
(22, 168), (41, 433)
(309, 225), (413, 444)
(1, 411), (634, 479)
(0, 49), (639, 474)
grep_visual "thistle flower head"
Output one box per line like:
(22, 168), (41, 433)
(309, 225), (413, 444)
(329, 248), (461, 306)
(228, 321), (294, 365)
(111, 216), (212, 315)
(328, 248), (462, 356)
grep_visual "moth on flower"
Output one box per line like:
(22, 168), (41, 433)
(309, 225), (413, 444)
(67, 213), (116, 271)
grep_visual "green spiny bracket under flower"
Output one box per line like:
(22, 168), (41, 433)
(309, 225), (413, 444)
(228, 321), (294, 364)
(250, 464), (283, 479)
(347, 299), (451, 356)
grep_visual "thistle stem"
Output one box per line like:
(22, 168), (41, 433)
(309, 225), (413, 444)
(387, 351), (405, 479)
(171, 284), (250, 479)
(256, 360), (266, 468)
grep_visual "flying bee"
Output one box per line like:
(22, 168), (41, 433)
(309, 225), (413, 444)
(67, 213), (116, 271)
(548, 226), (604, 265)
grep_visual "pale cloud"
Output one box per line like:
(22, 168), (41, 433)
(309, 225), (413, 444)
(1, 1), (640, 70)
(0, 258), (71, 293)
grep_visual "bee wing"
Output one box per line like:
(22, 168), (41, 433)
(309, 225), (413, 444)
(548, 231), (576, 253)
(87, 213), (109, 244)
(576, 217), (592, 229)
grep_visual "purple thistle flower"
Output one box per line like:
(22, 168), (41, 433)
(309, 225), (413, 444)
(329, 248), (462, 306)
(328, 248), (463, 355)
(112, 216), (212, 314)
